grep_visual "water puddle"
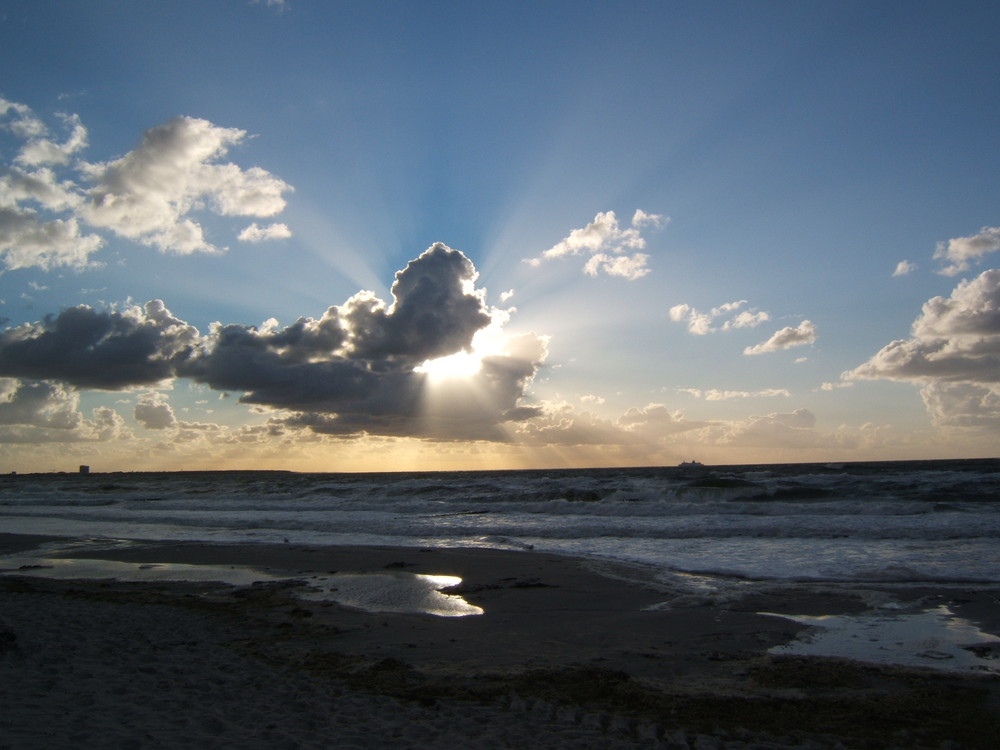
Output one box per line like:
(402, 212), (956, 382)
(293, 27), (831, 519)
(296, 572), (483, 616)
(0, 544), (482, 617)
(766, 605), (1000, 674)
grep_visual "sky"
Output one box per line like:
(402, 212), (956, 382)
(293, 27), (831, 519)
(1, 0), (999, 473)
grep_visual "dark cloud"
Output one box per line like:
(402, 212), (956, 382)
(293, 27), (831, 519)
(0, 300), (198, 388)
(344, 244), (491, 361)
(0, 244), (545, 440)
(0, 379), (81, 429)
(178, 243), (493, 420)
(134, 392), (177, 430)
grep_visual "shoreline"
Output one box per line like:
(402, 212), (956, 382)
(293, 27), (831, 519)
(2, 533), (1000, 748)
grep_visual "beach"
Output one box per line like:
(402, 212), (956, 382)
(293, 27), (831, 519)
(2, 533), (998, 749)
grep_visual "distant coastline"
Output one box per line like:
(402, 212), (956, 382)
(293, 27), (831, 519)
(4, 456), (998, 478)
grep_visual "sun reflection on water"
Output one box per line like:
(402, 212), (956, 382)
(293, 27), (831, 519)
(0, 552), (484, 617)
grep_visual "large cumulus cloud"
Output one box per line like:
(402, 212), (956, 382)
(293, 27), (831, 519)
(0, 300), (198, 388)
(79, 115), (292, 254)
(846, 268), (1000, 428)
(0, 244), (546, 441)
(0, 97), (293, 270)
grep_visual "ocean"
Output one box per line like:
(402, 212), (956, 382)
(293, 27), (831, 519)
(2, 458), (998, 600)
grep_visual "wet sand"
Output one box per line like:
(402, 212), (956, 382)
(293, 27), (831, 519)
(1, 534), (999, 748)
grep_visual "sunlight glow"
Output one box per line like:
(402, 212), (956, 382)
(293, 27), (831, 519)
(416, 350), (483, 380)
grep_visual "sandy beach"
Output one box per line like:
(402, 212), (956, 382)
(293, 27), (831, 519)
(2, 533), (998, 749)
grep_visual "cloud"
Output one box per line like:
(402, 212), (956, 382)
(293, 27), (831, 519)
(744, 320), (816, 355)
(846, 269), (1000, 385)
(0, 300), (199, 388)
(679, 387), (791, 400)
(846, 269), (1000, 430)
(919, 382), (1000, 429)
(0, 98), (47, 143)
(0, 244), (547, 441)
(512, 400), (706, 449)
(669, 300), (770, 335)
(0, 377), (129, 443)
(238, 222), (291, 242)
(524, 209), (665, 280)
(820, 381), (854, 391)
(0, 378), (81, 430)
(80, 116), (292, 254)
(934, 226), (1000, 276)
(174, 244), (499, 428)
(893, 260), (917, 277)
(0, 98), (293, 270)
(0, 209), (103, 271)
(15, 112), (88, 167)
(134, 392), (177, 430)
(710, 408), (857, 450)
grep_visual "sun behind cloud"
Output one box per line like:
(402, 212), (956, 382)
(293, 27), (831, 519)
(416, 350), (483, 381)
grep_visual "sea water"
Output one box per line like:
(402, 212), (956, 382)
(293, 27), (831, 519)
(3, 459), (999, 671)
(2, 459), (998, 591)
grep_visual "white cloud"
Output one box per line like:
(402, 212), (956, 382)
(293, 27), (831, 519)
(680, 387), (791, 400)
(515, 400), (703, 449)
(934, 226), (1000, 276)
(582, 251), (650, 280)
(919, 382), (1000, 429)
(524, 209), (665, 280)
(846, 269), (1000, 430)
(820, 381), (854, 391)
(81, 116), (292, 254)
(0, 210), (104, 271)
(238, 222), (292, 243)
(669, 299), (770, 335)
(16, 113), (88, 167)
(711, 408), (845, 450)
(847, 269), (1000, 385)
(892, 260), (917, 277)
(744, 320), (816, 355)
(0, 165), (85, 213)
(0, 97), (46, 141)
(0, 99), (294, 270)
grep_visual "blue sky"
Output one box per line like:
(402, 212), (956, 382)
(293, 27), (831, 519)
(1, 0), (998, 471)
